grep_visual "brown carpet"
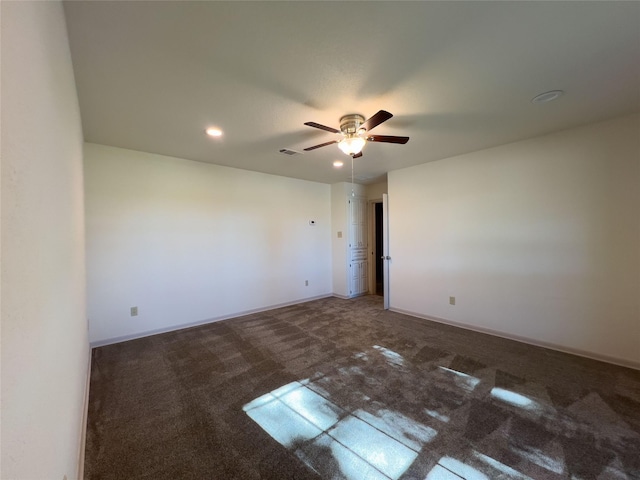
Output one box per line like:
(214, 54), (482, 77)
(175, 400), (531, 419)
(84, 296), (640, 479)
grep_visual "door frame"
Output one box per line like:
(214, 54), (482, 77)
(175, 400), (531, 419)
(382, 193), (390, 309)
(367, 199), (379, 295)
(368, 196), (389, 308)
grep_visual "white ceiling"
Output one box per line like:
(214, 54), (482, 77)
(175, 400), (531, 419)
(63, 1), (640, 185)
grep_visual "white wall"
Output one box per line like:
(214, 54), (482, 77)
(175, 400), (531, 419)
(366, 181), (388, 201)
(1, 2), (89, 479)
(389, 114), (640, 367)
(84, 144), (332, 345)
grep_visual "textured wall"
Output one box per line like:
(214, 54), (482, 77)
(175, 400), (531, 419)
(389, 114), (640, 366)
(1, 2), (89, 478)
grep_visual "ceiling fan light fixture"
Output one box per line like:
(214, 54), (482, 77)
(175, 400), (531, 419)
(205, 127), (223, 137)
(338, 136), (366, 156)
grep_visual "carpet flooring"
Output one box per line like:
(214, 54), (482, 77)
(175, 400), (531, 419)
(84, 296), (640, 479)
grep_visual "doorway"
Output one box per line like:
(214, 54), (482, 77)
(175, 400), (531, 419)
(369, 194), (390, 309)
(374, 202), (384, 296)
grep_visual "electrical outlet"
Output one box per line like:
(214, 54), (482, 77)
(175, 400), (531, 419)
(131, 306), (138, 316)
(305, 280), (309, 286)
(337, 231), (343, 238)
(449, 296), (456, 306)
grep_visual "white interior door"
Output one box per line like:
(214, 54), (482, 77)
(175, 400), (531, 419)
(382, 193), (390, 309)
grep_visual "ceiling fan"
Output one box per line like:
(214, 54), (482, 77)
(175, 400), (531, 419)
(303, 110), (409, 158)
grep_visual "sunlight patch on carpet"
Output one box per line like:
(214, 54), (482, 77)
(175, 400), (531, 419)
(438, 366), (481, 391)
(473, 451), (535, 479)
(244, 378), (436, 479)
(373, 345), (405, 367)
(490, 387), (538, 410)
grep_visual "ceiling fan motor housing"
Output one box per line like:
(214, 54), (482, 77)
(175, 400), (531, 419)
(339, 114), (366, 136)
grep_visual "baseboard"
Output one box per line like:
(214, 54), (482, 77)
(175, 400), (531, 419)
(390, 307), (640, 371)
(331, 293), (368, 300)
(76, 347), (92, 479)
(332, 293), (350, 300)
(91, 294), (333, 348)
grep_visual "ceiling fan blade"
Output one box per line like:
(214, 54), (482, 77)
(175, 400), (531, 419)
(352, 152), (363, 159)
(304, 122), (340, 134)
(368, 135), (410, 144)
(303, 140), (338, 151)
(360, 110), (393, 132)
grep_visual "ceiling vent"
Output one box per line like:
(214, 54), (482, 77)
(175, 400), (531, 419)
(278, 148), (302, 156)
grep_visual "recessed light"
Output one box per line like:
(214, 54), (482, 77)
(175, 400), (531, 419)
(205, 127), (223, 137)
(333, 160), (344, 168)
(531, 90), (564, 104)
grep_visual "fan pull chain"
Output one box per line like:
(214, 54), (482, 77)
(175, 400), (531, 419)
(351, 155), (355, 197)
